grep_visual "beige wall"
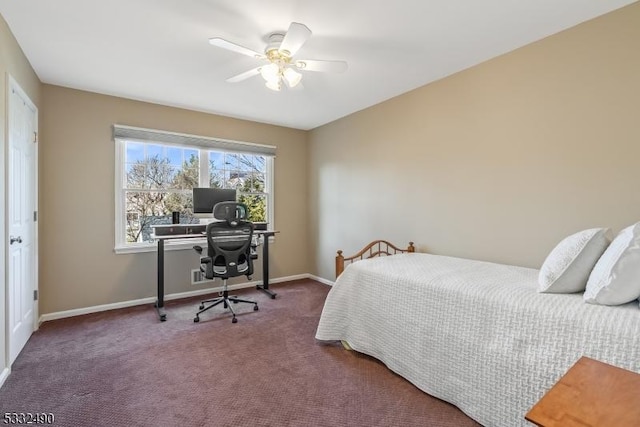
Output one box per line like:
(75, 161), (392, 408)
(1, 13), (41, 372)
(40, 85), (308, 314)
(309, 3), (640, 280)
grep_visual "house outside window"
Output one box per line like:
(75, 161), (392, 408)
(114, 125), (275, 253)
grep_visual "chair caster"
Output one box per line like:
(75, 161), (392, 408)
(199, 304), (204, 310)
(194, 317), (200, 323)
(232, 317), (238, 324)
(254, 305), (259, 311)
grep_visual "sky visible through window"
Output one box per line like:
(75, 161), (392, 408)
(126, 142), (198, 166)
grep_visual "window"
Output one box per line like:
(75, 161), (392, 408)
(114, 126), (275, 253)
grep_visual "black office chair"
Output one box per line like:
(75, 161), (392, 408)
(193, 202), (258, 323)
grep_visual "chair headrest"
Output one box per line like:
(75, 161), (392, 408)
(213, 202), (249, 223)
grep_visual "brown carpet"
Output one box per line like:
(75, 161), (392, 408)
(0, 279), (481, 427)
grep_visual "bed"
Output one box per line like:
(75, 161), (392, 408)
(315, 240), (640, 427)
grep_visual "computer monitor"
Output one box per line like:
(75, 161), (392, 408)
(193, 188), (237, 217)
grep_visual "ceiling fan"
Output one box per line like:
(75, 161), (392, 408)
(209, 22), (348, 91)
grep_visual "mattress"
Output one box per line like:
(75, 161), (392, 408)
(315, 253), (640, 427)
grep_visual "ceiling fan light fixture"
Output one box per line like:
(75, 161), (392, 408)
(283, 67), (302, 88)
(265, 80), (282, 91)
(260, 63), (280, 82)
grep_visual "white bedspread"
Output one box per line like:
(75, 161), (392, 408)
(315, 253), (640, 427)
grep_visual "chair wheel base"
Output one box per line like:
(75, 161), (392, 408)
(194, 292), (258, 324)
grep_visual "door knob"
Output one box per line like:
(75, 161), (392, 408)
(9, 235), (22, 244)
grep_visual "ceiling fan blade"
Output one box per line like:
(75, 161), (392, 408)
(209, 37), (264, 59)
(279, 22), (312, 56)
(294, 59), (348, 73)
(226, 67), (262, 83)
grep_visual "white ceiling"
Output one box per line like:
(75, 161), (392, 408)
(0, 0), (635, 130)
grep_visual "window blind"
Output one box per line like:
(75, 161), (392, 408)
(113, 124), (276, 157)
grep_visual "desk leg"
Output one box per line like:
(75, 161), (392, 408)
(256, 233), (277, 299)
(155, 239), (167, 321)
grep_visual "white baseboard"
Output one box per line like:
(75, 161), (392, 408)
(308, 274), (334, 286)
(269, 273), (311, 284)
(0, 367), (10, 389)
(38, 273), (326, 323)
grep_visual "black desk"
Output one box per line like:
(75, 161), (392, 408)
(151, 229), (278, 322)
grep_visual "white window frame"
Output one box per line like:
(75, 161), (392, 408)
(113, 125), (275, 254)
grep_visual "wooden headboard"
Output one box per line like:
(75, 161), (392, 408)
(335, 240), (415, 278)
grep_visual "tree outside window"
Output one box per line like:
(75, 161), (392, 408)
(209, 152), (266, 223)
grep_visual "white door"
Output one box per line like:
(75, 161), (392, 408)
(7, 76), (38, 365)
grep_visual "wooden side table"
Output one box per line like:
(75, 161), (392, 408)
(525, 356), (640, 427)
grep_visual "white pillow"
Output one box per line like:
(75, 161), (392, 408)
(538, 228), (612, 293)
(584, 222), (640, 305)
